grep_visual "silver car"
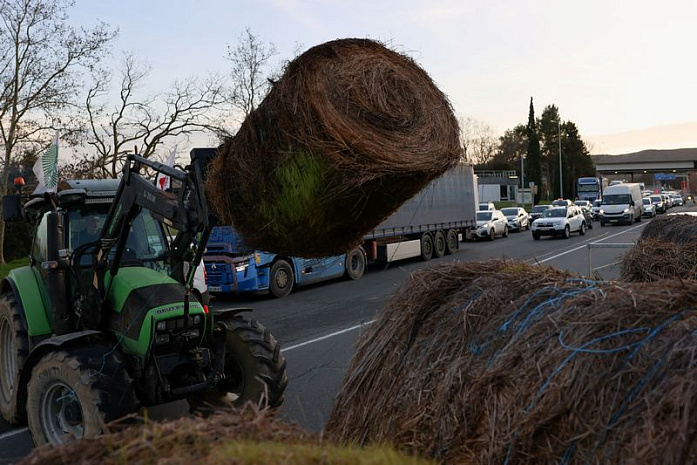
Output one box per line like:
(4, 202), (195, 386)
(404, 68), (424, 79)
(501, 206), (530, 232)
(642, 197), (657, 217)
(475, 210), (509, 241)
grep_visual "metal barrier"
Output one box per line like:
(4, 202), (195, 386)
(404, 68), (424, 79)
(587, 242), (634, 278)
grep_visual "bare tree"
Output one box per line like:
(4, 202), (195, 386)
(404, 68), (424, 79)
(0, 0), (116, 263)
(459, 116), (498, 165)
(224, 27), (278, 127)
(84, 52), (227, 178)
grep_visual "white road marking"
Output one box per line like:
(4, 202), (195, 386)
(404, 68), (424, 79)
(282, 320), (376, 353)
(0, 427), (28, 441)
(532, 223), (644, 264)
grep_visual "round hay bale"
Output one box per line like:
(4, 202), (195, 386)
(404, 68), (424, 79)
(206, 38), (462, 257)
(326, 260), (697, 464)
(620, 237), (697, 281)
(639, 213), (697, 244)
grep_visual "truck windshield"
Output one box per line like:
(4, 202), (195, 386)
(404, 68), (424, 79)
(602, 194), (631, 205)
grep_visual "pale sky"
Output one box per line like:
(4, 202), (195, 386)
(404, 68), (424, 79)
(70, 0), (697, 155)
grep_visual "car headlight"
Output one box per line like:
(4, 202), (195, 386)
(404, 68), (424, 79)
(623, 208), (630, 214)
(599, 209), (605, 215)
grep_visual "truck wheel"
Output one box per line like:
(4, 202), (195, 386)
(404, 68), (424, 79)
(344, 247), (366, 280)
(26, 347), (137, 446)
(433, 231), (446, 258)
(194, 316), (287, 414)
(444, 229), (458, 255)
(420, 233), (434, 260)
(269, 260), (293, 298)
(0, 293), (29, 424)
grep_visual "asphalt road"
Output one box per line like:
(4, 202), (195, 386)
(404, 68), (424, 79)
(1, 207), (691, 463)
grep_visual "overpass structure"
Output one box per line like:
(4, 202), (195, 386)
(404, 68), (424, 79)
(590, 148), (697, 192)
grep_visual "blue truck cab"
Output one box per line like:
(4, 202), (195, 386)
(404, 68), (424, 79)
(204, 226), (366, 298)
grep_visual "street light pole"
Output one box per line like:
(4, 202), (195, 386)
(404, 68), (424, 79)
(558, 119), (563, 199)
(521, 153), (525, 209)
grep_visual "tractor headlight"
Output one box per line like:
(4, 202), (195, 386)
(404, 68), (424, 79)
(193, 315), (202, 325)
(156, 321), (166, 332)
(156, 334), (170, 344)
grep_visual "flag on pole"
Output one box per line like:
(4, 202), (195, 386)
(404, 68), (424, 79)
(156, 148), (177, 191)
(32, 132), (59, 195)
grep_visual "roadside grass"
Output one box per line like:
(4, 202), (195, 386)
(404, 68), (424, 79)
(0, 257), (29, 279)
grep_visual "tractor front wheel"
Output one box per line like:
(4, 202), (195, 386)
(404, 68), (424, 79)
(0, 293), (29, 424)
(26, 347), (137, 446)
(190, 316), (287, 415)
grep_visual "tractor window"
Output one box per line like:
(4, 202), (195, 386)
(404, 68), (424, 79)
(31, 213), (49, 262)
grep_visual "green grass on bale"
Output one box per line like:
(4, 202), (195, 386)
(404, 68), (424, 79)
(209, 441), (435, 465)
(258, 150), (333, 240)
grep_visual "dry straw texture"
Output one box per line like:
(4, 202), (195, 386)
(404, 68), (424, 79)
(19, 406), (433, 465)
(206, 38), (462, 257)
(326, 260), (697, 464)
(620, 214), (697, 281)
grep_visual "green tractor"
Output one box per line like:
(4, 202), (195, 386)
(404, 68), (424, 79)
(0, 149), (288, 445)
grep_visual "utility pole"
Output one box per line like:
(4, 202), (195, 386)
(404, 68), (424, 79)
(558, 120), (563, 199)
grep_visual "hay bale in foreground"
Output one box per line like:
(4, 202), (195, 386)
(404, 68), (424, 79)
(206, 38), (461, 257)
(19, 406), (431, 465)
(326, 260), (697, 464)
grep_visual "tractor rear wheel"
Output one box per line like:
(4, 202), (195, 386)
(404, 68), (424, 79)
(0, 293), (29, 424)
(26, 346), (137, 446)
(190, 316), (287, 415)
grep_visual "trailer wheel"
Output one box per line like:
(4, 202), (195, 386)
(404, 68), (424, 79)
(420, 233), (434, 261)
(26, 346), (137, 446)
(269, 260), (293, 298)
(344, 247), (366, 280)
(444, 229), (458, 255)
(433, 231), (446, 258)
(191, 316), (287, 415)
(0, 293), (29, 424)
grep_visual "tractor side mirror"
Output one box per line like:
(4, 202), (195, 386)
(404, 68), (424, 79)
(3, 194), (23, 222)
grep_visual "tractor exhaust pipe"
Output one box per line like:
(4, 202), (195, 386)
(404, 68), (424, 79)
(46, 212), (71, 335)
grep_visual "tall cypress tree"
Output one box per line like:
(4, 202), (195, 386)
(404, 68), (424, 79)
(526, 97), (542, 203)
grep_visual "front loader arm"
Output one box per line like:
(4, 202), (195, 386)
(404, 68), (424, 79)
(94, 154), (211, 301)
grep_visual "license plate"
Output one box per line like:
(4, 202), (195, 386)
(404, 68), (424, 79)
(208, 286), (222, 292)
(609, 219), (618, 223)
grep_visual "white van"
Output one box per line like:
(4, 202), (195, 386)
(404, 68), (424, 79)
(599, 183), (643, 226)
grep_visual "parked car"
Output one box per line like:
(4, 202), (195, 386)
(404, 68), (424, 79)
(642, 197), (657, 217)
(529, 204), (553, 222)
(475, 209), (509, 240)
(500, 206), (530, 232)
(650, 195), (666, 213)
(669, 194), (684, 206)
(478, 201), (496, 211)
(591, 199), (602, 220)
(531, 205), (587, 240)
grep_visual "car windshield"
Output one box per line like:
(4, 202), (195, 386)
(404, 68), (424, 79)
(642, 198), (651, 205)
(532, 205), (548, 213)
(477, 212), (492, 221)
(603, 194), (631, 205)
(501, 208), (518, 216)
(593, 200), (602, 207)
(650, 196), (662, 202)
(542, 208), (566, 218)
(575, 201), (589, 207)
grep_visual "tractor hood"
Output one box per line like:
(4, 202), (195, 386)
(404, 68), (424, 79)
(106, 267), (204, 356)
